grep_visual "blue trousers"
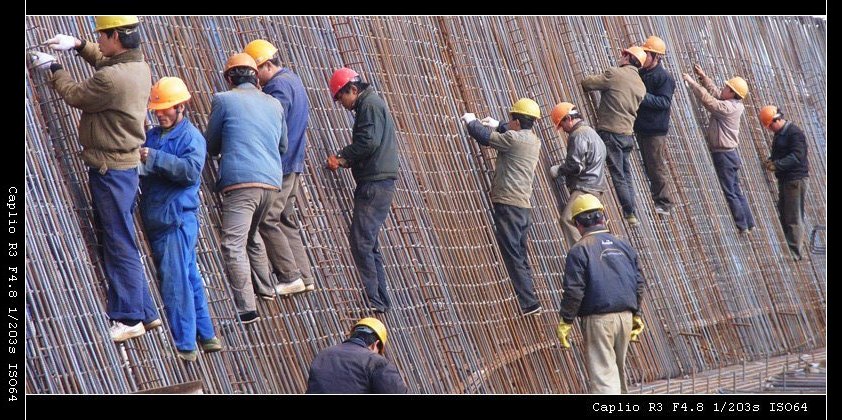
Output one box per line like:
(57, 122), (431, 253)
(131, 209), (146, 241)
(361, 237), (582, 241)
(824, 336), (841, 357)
(89, 168), (158, 323)
(711, 150), (755, 230)
(599, 131), (637, 217)
(148, 212), (215, 351)
(350, 179), (396, 312)
(492, 203), (539, 312)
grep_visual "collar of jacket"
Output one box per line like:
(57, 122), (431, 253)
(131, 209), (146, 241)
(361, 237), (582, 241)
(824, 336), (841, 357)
(353, 86), (374, 110)
(778, 121), (792, 136)
(343, 337), (369, 348)
(268, 67), (290, 83)
(581, 225), (610, 237)
(570, 121), (590, 133)
(155, 117), (190, 138)
(639, 62), (662, 75)
(95, 48), (144, 70)
(234, 83), (259, 91)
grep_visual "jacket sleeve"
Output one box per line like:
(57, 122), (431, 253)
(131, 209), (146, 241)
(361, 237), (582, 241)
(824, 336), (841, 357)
(371, 360), (408, 394)
(465, 120), (493, 146)
(773, 129), (808, 171)
(687, 79), (736, 117)
(488, 130), (516, 153)
(557, 136), (585, 176)
(50, 69), (113, 113)
(700, 74), (722, 99)
(266, 81), (293, 119)
(581, 68), (613, 92)
(276, 103), (288, 157)
(558, 247), (587, 323)
(340, 103), (381, 162)
(631, 247), (646, 315)
(77, 41), (105, 68)
(145, 133), (206, 187)
(205, 95), (225, 157)
(640, 75), (674, 110)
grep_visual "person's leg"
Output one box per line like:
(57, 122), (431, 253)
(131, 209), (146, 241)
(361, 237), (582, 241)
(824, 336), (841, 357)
(581, 313), (622, 394)
(149, 226), (196, 351)
(781, 179), (807, 259)
(280, 174), (315, 286)
(220, 188), (261, 314)
(637, 133), (674, 210)
(730, 153), (755, 229)
(493, 203), (539, 312)
(618, 135), (637, 216)
(246, 234), (275, 298)
(613, 311), (633, 394)
(600, 132), (635, 217)
(271, 173), (304, 283)
(560, 190), (585, 247)
(349, 180), (396, 311)
(711, 152), (748, 230)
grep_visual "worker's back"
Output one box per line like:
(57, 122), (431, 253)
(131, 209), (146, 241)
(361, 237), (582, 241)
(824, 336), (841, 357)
(306, 339), (407, 394)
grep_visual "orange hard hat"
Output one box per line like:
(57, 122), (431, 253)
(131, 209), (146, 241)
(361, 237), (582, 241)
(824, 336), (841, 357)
(642, 36), (666, 55)
(550, 102), (577, 129)
(148, 77), (191, 110)
(224, 53), (258, 73)
(243, 39), (278, 66)
(623, 46), (647, 67)
(759, 105), (781, 128)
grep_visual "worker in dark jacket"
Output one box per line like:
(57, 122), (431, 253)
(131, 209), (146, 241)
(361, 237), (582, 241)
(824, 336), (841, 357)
(634, 36), (676, 216)
(556, 194), (646, 394)
(759, 106), (810, 261)
(460, 98), (543, 316)
(307, 317), (407, 394)
(326, 68), (400, 313)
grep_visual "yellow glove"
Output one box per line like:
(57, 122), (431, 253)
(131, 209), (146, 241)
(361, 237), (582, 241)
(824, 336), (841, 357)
(556, 321), (573, 349)
(630, 315), (645, 342)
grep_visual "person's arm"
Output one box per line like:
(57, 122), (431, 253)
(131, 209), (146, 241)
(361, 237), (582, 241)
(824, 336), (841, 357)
(632, 247), (646, 315)
(266, 79), (293, 119)
(145, 131), (206, 186)
(205, 95), (225, 157)
(466, 120), (494, 146)
(581, 68), (613, 92)
(50, 70), (112, 113)
(558, 247), (587, 323)
(772, 129), (808, 171)
(685, 77), (735, 117)
(371, 359), (408, 394)
(76, 41), (105, 68)
(640, 75), (675, 110)
(340, 103), (381, 163)
(557, 136), (585, 176)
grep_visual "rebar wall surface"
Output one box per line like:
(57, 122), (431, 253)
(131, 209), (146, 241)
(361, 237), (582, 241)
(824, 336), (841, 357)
(24, 16), (826, 394)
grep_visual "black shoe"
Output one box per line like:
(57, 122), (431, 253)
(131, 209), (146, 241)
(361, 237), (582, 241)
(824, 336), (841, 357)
(368, 306), (388, 314)
(522, 305), (542, 316)
(238, 311), (260, 325)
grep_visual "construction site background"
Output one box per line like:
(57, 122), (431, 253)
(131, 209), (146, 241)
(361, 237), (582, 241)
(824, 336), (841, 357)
(24, 16), (826, 394)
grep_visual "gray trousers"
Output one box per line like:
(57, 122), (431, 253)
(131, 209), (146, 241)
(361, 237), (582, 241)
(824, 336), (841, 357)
(778, 178), (807, 259)
(581, 311), (632, 394)
(636, 133), (674, 209)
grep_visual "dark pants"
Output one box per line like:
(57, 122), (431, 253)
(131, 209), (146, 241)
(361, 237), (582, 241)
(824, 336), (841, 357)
(711, 150), (755, 230)
(600, 131), (637, 217)
(89, 168), (159, 323)
(635, 133), (674, 209)
(492, 203), (539, 312)
(350, 179), (396, 312)
(778, 178), (807, 259)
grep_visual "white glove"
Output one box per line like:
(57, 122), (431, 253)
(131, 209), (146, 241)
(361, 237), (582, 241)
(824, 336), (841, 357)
(461, 113), (477, 124)
(480, 117), (499, 129)
(29, 51), (56, 69)
(550, 164), (561, 179)
(45, 34), (78, 51)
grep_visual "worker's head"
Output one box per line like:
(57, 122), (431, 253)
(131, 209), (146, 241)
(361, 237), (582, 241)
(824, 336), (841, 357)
(641, 35), (666, 69)
(759, 105), (785, 132)
(351, 317), (388, 355)
(330, 67), (368, 110)
(224, 53), (259, 88)
(723, 76), (748, 100)
(244, 39), (281, 85)
(570, 193), (606, 231)
(94, 16), (141, 56)
(148, 77), (191, 129)
(508, 98), (540, 130)
(550, 102), (582, 133)
(620, 46), (646, 69)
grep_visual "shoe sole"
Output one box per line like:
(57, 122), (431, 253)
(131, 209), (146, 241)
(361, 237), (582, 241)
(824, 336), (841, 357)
(143, 320), (163, 331)
(112, 329), (145, 343)
(240, 317), (261, 325)
(522, 307), (543, 316)
(276, 283), (306, 296)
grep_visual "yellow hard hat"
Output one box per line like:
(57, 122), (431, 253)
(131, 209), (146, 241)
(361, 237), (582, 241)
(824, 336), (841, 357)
(94, 16), (139, 31)
(149, 77), (191, 110)
(758, 105), (781, 128)
(570, 193), (605, 221)
(510, 98), (541, 119)
(725, 76), (749, 99)
(353, 317), (388, 354)
(224, 53), (258, 73)
(550, 102), (577, 129)
(243, 39), (278, 66)
(641, 36), (666, 55)
(623, 46), (647, 67)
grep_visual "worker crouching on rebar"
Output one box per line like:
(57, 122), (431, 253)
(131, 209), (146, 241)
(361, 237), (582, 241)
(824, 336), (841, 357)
(582, 46), (648, 227)
(32, 16), (161, 343)
(205, 53), (288, 325)
(460, 99), (543, 316)
(556, 194), (646, 394)
(306, 317), (407, 394)
(326, 68), (400, 314)
(138, 77), (222, 362)
(549, 102), (607, 247)
(758, 106), (810, 261)
(682, 65), (755, 234)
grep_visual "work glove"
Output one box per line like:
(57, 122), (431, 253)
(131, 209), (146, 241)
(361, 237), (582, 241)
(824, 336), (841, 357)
(45, 34), (78, 51)
(480, 117), (499, 129)
(630, 315), (645, 342)
(326, 154), (340, 171)
(556, 320), (573, 349)
(460, 113), (477, 124)
(29, 51), (56, 70)
(763, 159), (776, 172)
(549, 164), (561, 179)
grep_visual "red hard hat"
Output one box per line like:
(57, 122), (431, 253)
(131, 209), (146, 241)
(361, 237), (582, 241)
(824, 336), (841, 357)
(329, 67), (360, 98)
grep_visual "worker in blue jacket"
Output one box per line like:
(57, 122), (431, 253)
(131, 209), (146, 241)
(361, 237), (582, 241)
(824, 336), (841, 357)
(139, 77), (221, 361)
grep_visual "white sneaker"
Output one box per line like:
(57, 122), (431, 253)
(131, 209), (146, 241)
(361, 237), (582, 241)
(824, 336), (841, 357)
(304, 284), (315, 292)
(109, 321), (145, 342)
(274, 278), (306, 296)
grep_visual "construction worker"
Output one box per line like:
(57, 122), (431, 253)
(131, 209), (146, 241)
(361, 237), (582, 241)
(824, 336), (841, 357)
(326, 68), (400, 313)
(31, 16), (160, 342)
(556, 194), (646, 394)
(759, 106), (810, 261)
(682, 66), (755, 234)
(582, 46), (648, 227)
(206, 53), (288, 324)
(243, 39), (313, 296)
(549, 102), (607, 247)
(138, 77), (222, 361)
(306, 317), (407, 393)
(634, 36), (677, 216)
(460, 99), (543, 316)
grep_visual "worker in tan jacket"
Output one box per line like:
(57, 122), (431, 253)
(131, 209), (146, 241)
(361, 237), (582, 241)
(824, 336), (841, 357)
(32, 16), (160, 343)
(683, 65), (755, 233)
